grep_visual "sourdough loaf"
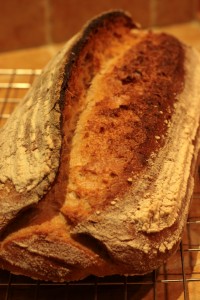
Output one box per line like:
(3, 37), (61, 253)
(0, 10), (200, 282)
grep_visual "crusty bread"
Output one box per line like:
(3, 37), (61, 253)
(0, 10), (200, 282)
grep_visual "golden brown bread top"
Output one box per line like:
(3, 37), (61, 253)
(61, 31), (185, 223)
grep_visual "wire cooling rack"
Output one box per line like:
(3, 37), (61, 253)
(0, 68), (200, 300)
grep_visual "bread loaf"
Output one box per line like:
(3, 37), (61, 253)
(0, 10), (200, 282)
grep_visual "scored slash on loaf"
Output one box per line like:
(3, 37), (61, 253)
(0, 10), (200, 282)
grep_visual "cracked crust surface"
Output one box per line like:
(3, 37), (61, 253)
(0, 10), (200, 282)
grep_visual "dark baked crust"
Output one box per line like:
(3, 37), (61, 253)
(60, 10), (135, 110)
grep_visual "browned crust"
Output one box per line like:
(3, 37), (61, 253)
(61, 31), (185, 223)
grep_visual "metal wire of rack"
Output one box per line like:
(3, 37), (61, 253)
(0, 68), (200, 300)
